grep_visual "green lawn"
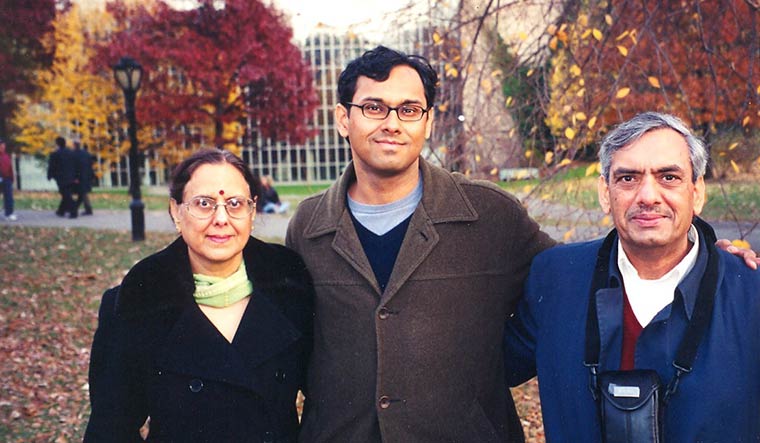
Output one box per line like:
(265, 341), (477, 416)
(274, 183), (331, 197)
(12, 184), (331, 212)
(13, 189), (171, 211)
(15, 172), (756, 223)
(499, 167), (760, 222)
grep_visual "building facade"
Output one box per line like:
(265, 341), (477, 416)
(243, 28), (430, 184)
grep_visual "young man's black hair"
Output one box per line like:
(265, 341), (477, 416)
(337, 45), (439, 110)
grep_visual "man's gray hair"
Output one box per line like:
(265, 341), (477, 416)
(599, 112), (708, 182)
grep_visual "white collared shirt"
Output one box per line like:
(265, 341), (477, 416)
(617, 225), (699, 326)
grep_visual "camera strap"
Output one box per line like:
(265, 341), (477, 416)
(583, 217), (719, 403)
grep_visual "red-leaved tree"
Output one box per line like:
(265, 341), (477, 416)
(546, 0), (759, 159)
(0, 0), (69, 141)
(94, 0), (317, 159)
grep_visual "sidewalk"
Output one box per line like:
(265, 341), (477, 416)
(1, 208), (757, 247)
(1, 209), (291, 241)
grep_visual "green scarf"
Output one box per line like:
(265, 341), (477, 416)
(193, 261), (253, 308)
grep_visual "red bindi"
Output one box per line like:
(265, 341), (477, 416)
(219, 190), (224, 195)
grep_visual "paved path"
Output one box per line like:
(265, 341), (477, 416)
(1, 207), (758, 248)
(1, 209), (291, 241)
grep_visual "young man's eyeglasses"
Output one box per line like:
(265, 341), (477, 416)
(182, 196), (256, 220)
(344, 102), (430, 122)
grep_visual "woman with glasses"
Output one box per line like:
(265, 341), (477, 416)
(84, 149), (313, 442)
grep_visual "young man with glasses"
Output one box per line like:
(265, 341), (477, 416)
(287, 46), (759, 443)
(286, 45), (556, 442)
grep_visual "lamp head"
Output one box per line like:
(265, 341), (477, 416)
(113, 56), (143, 92)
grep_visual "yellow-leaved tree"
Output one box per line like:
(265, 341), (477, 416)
(12, 4), (125, 175)
(544, 13), (609, 165)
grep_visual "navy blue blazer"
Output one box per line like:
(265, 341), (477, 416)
(504, 221), (760, 441)
(47, 147), (76, 186)
(85, 236), (314, 442)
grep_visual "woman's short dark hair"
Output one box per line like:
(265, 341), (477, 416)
(169, 149), (259, 204)
(338, 45), (438, 109)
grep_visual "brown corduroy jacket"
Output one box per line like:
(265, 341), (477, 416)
(287, 158), (556, 443)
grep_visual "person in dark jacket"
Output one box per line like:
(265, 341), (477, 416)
(504, 112), (760, 441)
(84, 149), (314, 442)
(286, 45), (556, 443)
(0, 138), (16, 220)
(47, 136), (77, 218)
(73, 140), (95, 216)
(287, 49), (758, 443)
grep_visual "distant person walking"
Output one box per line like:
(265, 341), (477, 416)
(73, 140), (95, 216)
(47, 136), (77, 218)
(0, 138), (16, 221)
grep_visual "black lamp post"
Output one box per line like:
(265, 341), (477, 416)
(113, 56), (145, 241)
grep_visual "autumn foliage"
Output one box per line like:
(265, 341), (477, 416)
(0, 0), (67, 140)
(13, 3), (122, 169)
(92, 0), (317, 160)
(544, 0), (759, 171)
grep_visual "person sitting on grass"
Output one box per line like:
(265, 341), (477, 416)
(259, 175), (290, 214)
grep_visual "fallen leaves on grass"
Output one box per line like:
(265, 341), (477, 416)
(0, 226), (175, 442)
(513, 378), (545, 442)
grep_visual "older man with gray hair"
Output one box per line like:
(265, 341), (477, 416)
(504, 112), (760, 442)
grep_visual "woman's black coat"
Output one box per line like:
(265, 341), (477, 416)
(84, 236), (314, 442)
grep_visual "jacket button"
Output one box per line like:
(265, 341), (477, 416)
(274, 369), (286, 383)
(262, 431), (275, 443)
(378, 307), (390, 320)
(189, 378), (204, 393)
(378, 395), (391, 409)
